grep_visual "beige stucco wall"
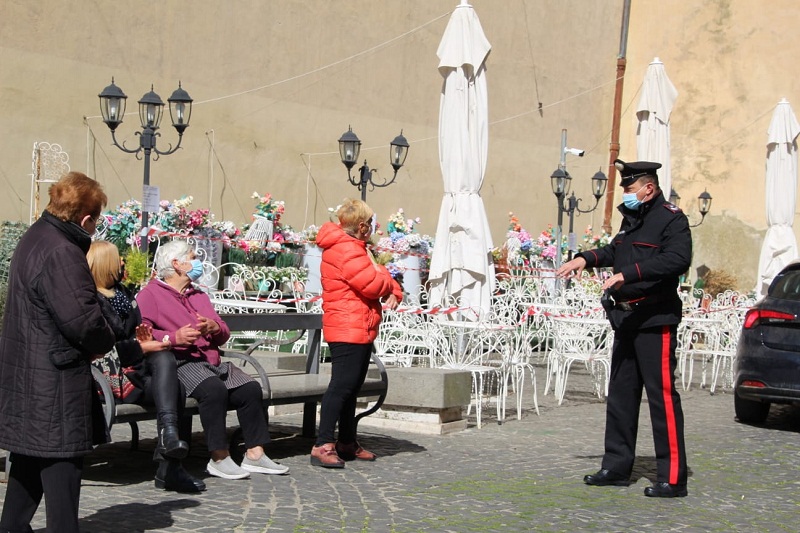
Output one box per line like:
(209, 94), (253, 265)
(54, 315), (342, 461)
(2, 0), (799, 290)
(623, 0), (800, 290)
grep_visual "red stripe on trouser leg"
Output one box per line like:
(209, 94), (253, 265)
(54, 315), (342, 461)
(660, 325), (679, 484)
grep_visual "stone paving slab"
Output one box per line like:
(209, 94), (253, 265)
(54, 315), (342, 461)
(1, 366), (799, 532)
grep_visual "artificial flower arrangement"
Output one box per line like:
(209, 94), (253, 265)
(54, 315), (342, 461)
(582, 225), (613, 249)
(251, 191), (285, 223)
(499, 212), (572, 269)
(102, 196), (242, 252)
(301, 224), (320, 243)
(373, 208), (434, 281)
(503, 212), (535, 268)
(153, 196), (241, 249)
(102, 199), (142, 251)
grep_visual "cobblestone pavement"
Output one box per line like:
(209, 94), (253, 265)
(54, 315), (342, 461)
(2, 366), (799, 532)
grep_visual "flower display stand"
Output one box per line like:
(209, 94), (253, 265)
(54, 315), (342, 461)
(398, 253), (423, 296)
(244, 215), (273, 243)
(301, 243), (322, 294)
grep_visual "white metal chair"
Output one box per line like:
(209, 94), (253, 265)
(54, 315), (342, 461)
(426, 312), (502, 428)
(548, 316), (612, 405)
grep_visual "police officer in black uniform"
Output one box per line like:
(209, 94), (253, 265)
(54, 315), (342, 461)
(556, 159), (692, 498)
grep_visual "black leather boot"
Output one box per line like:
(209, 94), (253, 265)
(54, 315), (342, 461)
(154, 458), (206, 493)
(157, 412), (189, 459)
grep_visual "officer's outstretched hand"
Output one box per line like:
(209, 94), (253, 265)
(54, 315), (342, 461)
(556, 257), (587, 279)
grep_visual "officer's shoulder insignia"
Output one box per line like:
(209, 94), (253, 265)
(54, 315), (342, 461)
(663, 202), (682, 213)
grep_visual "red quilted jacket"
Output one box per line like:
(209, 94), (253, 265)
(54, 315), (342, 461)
(316, 222), (403, 343)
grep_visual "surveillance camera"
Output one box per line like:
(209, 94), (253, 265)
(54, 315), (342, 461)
(565, 147), (585, 157)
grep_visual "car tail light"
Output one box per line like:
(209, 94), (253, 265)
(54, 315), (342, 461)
(741, 380), (766, 388)
(742, 309), (795, 329)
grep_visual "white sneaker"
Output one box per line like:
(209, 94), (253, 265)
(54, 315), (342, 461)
(206, 457), (251, 480)
(240, 454), (290, 475)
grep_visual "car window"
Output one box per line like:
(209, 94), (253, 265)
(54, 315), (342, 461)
(769, 269), (800, 299)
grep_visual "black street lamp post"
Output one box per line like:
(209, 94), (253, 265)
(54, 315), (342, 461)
(549, 129), (608, 271)
(551, 168), (608, 264)
(338, 126), (409, 202)
(98, 78), (193, 240)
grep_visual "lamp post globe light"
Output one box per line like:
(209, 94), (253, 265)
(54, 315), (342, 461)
(669, 187), (713, 227)
(98, 78), (193, 240)
(338, 126), (409, 202)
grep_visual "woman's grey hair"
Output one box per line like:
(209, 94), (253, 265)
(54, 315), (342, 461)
(154, 240), (193, 279)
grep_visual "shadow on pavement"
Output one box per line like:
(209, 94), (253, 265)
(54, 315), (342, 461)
(82, 424), (427, 485)
(738, 403), (800, 434)
(75, 500), (201, 533)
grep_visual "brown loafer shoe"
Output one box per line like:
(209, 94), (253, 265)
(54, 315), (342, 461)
(336, 441), (376, 462)
(310, 443), (345, 469)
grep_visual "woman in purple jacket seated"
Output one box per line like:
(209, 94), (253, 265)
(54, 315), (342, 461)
(136, 240), (288, 481)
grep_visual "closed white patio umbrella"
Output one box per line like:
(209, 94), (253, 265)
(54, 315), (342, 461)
(427, 1), (494, 316)
(756, 98), (800, 298)
(636, 57), (678, 196)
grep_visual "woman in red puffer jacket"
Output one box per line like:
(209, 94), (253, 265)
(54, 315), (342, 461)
(310, 199), (402, 468)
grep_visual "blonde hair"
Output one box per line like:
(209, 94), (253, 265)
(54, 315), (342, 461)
(336, 199), (374, 235)
(87, 240), (121, 296)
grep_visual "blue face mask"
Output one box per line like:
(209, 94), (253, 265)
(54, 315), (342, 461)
(186, 259), (204, 281)
(622, 193), (642, 210)
(622, 184), (648, 210)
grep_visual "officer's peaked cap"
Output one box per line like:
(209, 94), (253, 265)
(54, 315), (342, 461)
(614, 159), (661, 187)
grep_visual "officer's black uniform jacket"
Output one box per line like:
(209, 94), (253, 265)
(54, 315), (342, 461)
(576, 191), (692, 331)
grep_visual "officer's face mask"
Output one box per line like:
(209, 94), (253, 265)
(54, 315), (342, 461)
(622, 183), (650, 210)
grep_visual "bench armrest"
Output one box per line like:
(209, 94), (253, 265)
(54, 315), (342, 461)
(222, 349), (272, 399)
(354, 349), (389, 427)
(91, 365), (116, 428)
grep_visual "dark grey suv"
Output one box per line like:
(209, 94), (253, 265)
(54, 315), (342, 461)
(734, 263), (800, 423)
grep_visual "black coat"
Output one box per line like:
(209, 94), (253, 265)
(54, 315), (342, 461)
(577, 192), (692, 331)
(0, 211), (115, 457)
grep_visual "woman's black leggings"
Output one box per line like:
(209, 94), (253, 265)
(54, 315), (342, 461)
(140, 350), (185, 418)
(316, 342), (372, 446)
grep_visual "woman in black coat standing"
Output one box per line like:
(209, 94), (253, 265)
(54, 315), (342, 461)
(0, 172), (116, 533)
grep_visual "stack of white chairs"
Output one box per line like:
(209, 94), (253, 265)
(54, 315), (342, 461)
(425, 303), (502, 429)
(547, 314), (612, 405)
(678, 290), (756, 393)
(489, 285), (540, 420)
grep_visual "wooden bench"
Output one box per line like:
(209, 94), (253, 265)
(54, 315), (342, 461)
(93, 312), (388, 449)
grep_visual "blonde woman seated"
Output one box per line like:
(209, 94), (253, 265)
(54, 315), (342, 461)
(88, 240), (204, 493)
(136, 240), (288, 480)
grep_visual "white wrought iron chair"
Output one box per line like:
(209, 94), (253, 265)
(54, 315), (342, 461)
(548, 316), (612, 405)
(426, 310), (502, 428)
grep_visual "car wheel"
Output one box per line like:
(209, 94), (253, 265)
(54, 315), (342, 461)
(734, 390), (770, 424)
